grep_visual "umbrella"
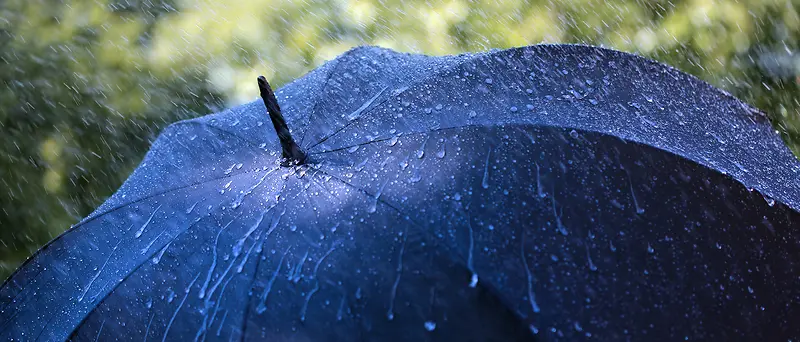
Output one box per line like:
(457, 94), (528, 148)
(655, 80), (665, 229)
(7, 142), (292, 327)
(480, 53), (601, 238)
(2, 44), (800, 341)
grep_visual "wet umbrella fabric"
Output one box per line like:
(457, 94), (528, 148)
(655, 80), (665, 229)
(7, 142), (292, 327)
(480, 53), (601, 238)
(2, 44), (800, 341)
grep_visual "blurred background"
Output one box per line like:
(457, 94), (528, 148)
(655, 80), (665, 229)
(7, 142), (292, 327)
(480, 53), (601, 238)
(1, 0), (798, 281)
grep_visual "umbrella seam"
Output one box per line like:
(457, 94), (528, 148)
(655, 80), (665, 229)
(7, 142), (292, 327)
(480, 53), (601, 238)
(0, 167), (277, 301)
(170, 121), (266, 151)
(297, 47), (363, 147)
(304, 50), (492, 152)
(304, 44), (773, 154)
(307, 165), (533, 330)
(63, 196), (246, 340)
(307, 122), (800, 211)
(86, 120), (272, 224)
(307, 165), (424, 229)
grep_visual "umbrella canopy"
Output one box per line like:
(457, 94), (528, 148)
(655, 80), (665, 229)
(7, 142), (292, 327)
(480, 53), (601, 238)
(2, 44), (800, 341)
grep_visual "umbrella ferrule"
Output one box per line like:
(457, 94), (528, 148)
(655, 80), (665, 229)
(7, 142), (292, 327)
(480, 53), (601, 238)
(258, 76), (308, 166)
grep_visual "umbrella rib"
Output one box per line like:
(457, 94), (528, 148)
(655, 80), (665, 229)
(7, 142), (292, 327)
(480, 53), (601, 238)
(76, 119), (276, 225)
(64, 198), (226, 340)
(1, 120), (277, 294)
(306, 165), (424, 230)
(309, 123), (489, 155)
(305, 51), (491, 152)
(89, 166), (279, 229)
(0, 167), (278, 313)
(237, 238), (267, 342)
(297, 48), (359, 147)
(172, 121), (266, 151)
(304, 87), (389, 152)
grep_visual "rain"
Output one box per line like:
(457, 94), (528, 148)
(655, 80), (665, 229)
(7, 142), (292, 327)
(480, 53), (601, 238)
(1, 0), (800, 341)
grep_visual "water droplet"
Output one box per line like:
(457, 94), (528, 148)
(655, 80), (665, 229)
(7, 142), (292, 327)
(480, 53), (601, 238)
(424, 321), (437, 331)
(348, 146), (359, 153)
(224, 164), (237, 175)
(526, 104), (534, 110)
(468, 110), (477, 118)
(409, 168), (422, 183)
(569, 130), (579, 139)
(436, 139), (446, 159)
(510, 106), (518, 112)
(469, 273), (478, 288)
(435, 104), (443, 110)
(526, 88), (533, 94)
(762, 193), (776, 206)
(185, 202), (199, 214)
(415, 139), (427, 159)
(368, 180), (389, 213)
(399, 156), (410, 170)
(484, 78), (493, 84)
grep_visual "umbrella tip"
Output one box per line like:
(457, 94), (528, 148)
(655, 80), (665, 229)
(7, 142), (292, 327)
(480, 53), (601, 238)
(258, 76), (308, 166)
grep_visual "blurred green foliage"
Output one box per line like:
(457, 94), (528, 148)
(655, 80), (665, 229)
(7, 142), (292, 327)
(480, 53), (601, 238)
(1, 0), (798, 281)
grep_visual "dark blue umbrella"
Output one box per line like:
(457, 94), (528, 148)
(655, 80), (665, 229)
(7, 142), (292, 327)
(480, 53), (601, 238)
(2, 44), (799, 341)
